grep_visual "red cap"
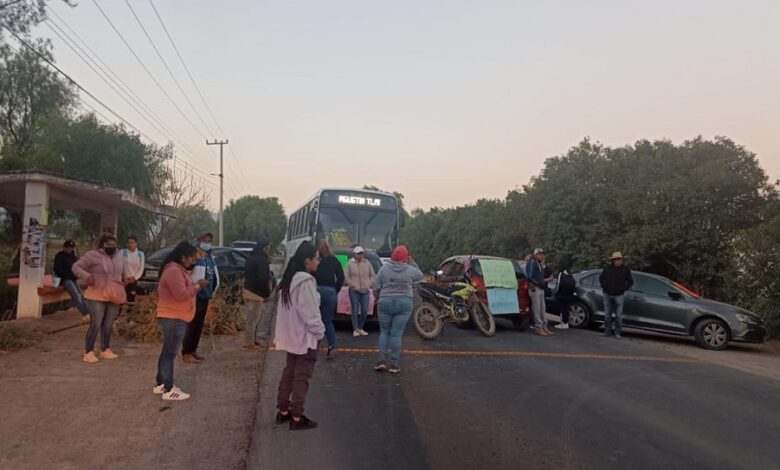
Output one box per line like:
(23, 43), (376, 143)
(391, 245), (409, 263)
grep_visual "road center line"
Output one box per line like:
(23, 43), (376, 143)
(268, 347), (701, 364)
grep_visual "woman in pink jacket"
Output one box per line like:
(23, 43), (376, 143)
(72, 233), (126, 363)
(274, 241), (325, 431)
(154, 242), (208, 401)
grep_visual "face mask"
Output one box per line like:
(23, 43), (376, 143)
(185, 263), (195, 271)
(200, 243), (212, 252)
(104, 247), (117, 256)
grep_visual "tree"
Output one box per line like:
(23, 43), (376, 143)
(0, 1), (73, 37)
(223, 196), (286, 249)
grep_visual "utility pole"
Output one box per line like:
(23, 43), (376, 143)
(206, 139), (228, 246)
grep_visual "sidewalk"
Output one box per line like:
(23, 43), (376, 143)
(0, 307), (273, 470)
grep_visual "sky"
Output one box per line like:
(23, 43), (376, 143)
(30, 0), (780, 212)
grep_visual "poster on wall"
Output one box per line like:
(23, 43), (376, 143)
(22, 217), (47, 268)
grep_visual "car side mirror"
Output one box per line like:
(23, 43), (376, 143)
(668, 291), (683, 301)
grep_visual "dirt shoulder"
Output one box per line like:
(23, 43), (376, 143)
(0, 306), (274, 470)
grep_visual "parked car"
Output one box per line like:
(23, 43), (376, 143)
(432, 255), (532, 331)
(548, 269), (766, 350)
(137, 246), (249, 300)
(229, 240), (257, 254)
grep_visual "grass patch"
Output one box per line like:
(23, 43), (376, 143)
(0, 324), (41, 351)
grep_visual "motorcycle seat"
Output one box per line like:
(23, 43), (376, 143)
(420, 282), (453, 296)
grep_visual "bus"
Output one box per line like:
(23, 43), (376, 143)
(285, 188), (400, 317)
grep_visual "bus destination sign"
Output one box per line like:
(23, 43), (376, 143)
(338, 195), (382, 207)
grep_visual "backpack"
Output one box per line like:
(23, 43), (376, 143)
(557, 272), (576, 297)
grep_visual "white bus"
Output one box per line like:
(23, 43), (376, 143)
(285, 188), (400, 317)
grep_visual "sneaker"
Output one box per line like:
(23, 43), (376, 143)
(535, 330), (550, 337)
(81, 314), (91, 323)
(181, 354), (199, 364)
(614, 333), (622, 339)
(290, 415), (318, 431)
(326, 347), (335, 360)
(83, 351), (99, 363)
(153, 384), (165, 395)
(100, 348), (118, 359)
(353, 330), (361, 337)
(374, 362), (388, 372)
(388, 365), (401, 374)
(544, 328), (556, 336)
(359, 329), (368, 336)
(275, 411), (292, 424)
(162, 387), (190, 401)
(554, 323), (569, 330)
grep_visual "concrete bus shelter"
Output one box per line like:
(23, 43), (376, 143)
(0, 172), (172, 319)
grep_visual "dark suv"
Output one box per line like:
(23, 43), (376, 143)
(137, 246), (249, 296)
(553, 269), (766, 350)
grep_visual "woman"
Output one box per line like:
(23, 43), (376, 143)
(554, 265), (577, 330)
(274, 241), (325, 431)
(313, 239), (344, 359)
(372, 245), (423, 373)
(154, 242), (209, 401)
(345, 246), (374, 337)
(72, 233), (126, 363)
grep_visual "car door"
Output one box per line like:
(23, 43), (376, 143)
(212, 249), (239, 281)
(577, 273), (605, 322)
(627, 274), (689, 333)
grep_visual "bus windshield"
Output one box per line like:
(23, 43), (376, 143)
(318, 206), (396, 255)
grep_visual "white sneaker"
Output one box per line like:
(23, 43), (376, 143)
(359, 329), (368, 336)
(554, 323), (570, 330)
(153, 384), (165, 395)
(162, 387), (190, 401)
(353, 330), (361, 337)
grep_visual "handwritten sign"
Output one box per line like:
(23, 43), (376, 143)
(479, 259), (518, 289)
(486, 288), (520, 315)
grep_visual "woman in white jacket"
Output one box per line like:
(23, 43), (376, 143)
(273, 241), (325, 431)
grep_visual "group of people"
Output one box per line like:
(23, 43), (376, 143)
(522, 247), (634, 339)
(273, 240), (422, 431)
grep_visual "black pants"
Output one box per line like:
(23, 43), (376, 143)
(182, 296), (209, 355)
(276, 349), (318, 417)
(125, 281), (139, 303)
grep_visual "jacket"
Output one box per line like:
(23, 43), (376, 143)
(192, 248), (220, 300)
(244, 250), (271, 298)
(599, 265), (634, 296)
(345, 258), (375, 293)
(156, 262), (199, 322)
(314, 255), (345, 290)
(122, 248), (145, 281)
(525, 258), (546, 288)
(273, 272), (326, 355)
(555, 271), (576, 302)
(53, 251), (78, 281)
(373, 260), (424, 300)
(72, 249), (126, 304)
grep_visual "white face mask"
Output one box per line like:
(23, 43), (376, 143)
(200, 243), (212, 252)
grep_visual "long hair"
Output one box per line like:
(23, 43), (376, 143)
(95, 232), (117, 249)
(317, 239), (333, 258)
(161, 241), (197, 272)
(279, 241), (318, 308)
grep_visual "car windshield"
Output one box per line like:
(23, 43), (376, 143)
(148, 247), (173, 263)
(318, 206), (395, 254)
(231, 242), (255, 249)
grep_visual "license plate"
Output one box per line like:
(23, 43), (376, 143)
(145, 270), (159, 280)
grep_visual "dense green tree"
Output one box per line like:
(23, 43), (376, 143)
(223, 195), (286, 250)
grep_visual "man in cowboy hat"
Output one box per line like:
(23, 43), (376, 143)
(599, 251), (634, 339)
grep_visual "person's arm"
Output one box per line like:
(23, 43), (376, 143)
(298, 281), (326, 339)
(409, 262), (424, 282)
(335, 259), (345, 288)
(71, 253), (94, 282)
(132, 251), (145, 280)
(599, 269), (607, 290)
(256, 257), (271, 298)
(368, 263), (376, 284)
(164, 268), (200, 302)
(345, 262), (355, 290)
(212, 256), (220, 292)
(372, 268), (384, 299)
(53, 253), (66, 278)
(624, 269), (634, 291)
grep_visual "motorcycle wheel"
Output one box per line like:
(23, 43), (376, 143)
(470, 302), (496, 337)
(414, 302), (444, 340)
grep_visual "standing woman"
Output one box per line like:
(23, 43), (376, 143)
(313, 239), (345, 359)
(154, 242), (209, 401)
(72, 233), (126, 363)
(274, 241), (325, 431)
(372, 245), (423, 373)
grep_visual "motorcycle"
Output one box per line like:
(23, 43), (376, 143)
(413, 271), (496, 339)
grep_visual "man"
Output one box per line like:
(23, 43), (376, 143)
(517, 253), (532, 278)
(599, 251), (634, 339)
(526, 248), (554, 336)
(122, 236), (145, 303)
(182, 231), (220, 362)
(53, 240), (90, 317)
(345, 246), (375, 337)
(242, 237), (272, 351)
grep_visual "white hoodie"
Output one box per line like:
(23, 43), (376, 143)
(273, 272), (325, 355)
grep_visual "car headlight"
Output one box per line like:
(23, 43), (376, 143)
(735, 313), (761, 325)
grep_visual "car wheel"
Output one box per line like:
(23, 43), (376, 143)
(567, 302), (591, 329)
(694, 318), (730, 350)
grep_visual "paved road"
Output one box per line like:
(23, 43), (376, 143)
(247, 321), (780, 470)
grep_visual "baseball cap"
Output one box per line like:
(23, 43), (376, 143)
(63, 240), (75, 247)
(257, 237), (271, 248)
(196, 231), (214, 241)
(534, 248), (544, 255)
(353, 246), (365, 254)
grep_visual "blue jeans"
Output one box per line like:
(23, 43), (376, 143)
(349, 289), (370, 330)
(377, 297), (413, 366)
(84, 300), (119, 353)
(318, 286), (338, 348)
(604, 293), (625, 335)
(63, 279), (89, 315)
(156, 318), (188, 390)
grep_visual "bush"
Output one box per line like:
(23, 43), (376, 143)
(0, 324), (41, 351)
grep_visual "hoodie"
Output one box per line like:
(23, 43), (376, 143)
(156, 262), (199, 322)
(72, 249), (126, 304)
(273, 272), (326, 355)
(373, 260), (424, 300)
